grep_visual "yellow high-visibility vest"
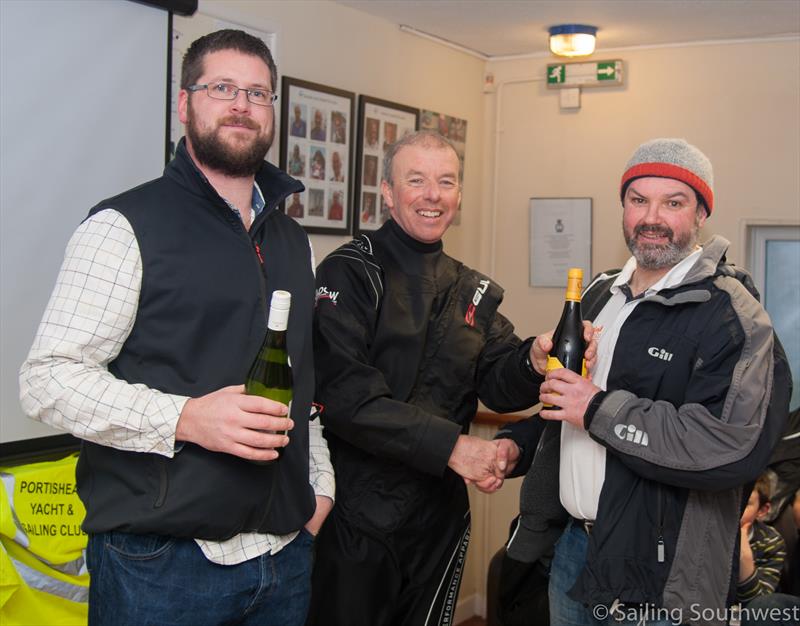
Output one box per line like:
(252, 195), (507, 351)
(1, 452), (88, 625)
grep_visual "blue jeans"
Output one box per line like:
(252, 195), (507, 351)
(549, 520), (676, 626)
(741, 594), (800, 626)
(86, 529), (314, 626)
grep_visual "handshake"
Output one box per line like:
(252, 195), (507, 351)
(447, 434), (520, 494)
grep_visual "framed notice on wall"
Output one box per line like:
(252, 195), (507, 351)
(529, 197), (592, 287)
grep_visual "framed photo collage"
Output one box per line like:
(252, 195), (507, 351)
(279, 77), (466, 236)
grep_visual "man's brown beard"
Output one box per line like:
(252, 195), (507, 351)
(187, 107), (272, 177)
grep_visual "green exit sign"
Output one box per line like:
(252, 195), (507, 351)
(546, 59), (624, 88)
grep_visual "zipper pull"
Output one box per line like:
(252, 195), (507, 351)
(254, 243), (264, 265)
(657, 536), (665, 563)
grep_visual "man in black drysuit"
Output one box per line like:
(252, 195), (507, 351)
(308, 130), (570, 626)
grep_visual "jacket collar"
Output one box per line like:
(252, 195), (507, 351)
(165, 137), (304, 213)
(681, 235), (730, 285)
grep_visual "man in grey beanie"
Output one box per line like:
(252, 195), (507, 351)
(497, 138), (791, 625)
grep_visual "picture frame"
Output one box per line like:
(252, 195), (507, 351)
(354, 95), (419, 233)
(420, 109), (468, 226)
(279, 77), (355, 235)
(529, 197), (592, 287)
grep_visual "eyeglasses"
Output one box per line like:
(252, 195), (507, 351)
(186, 82), (278, 107)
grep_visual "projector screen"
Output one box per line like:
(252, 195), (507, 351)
(0, 0), (169, 447)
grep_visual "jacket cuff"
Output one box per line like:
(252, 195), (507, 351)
(586, 389), (637, 439)
(584, 391), (608, 430)
(495, 415), (544, 478)
(736, 571), (759, 602)
(519, 338), (545, 384)
(414, 416), (463, 477)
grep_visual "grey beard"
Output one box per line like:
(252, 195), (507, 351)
(625, 224), (699, 270)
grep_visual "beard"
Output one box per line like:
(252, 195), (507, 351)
(624, 217), (700, 270)
(186, 107), (272, 177)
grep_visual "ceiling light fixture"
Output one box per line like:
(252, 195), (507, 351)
(548, 24), (598, 57)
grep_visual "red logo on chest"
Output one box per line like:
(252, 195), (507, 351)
(465, 279), (490, 327)
(465, 303), (476, 326)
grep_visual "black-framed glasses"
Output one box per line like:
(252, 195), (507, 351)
(186, 82), (278, 107)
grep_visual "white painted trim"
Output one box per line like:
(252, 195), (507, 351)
(454, 592), (487, 623)
(399, 24), (489, 60)
(739, 218), (800, 273)
(489, 76), (544, 277)
(742, 222), (800, 297)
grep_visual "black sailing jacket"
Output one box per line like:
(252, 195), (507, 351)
(313, 220), (541, 534)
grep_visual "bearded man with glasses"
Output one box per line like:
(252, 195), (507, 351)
(20, 29), (333, 626)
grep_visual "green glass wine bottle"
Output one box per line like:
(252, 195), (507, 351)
(245, 290), (292, 463)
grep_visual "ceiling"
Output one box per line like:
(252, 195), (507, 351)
(335, 0), (800, 58)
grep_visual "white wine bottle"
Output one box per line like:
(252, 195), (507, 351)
(544, 268), (586, 409)
(245, 290), (292, 463)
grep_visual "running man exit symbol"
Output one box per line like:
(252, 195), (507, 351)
(548, 65), (565, 84)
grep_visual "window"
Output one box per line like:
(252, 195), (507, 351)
(748, 224), (800, 411)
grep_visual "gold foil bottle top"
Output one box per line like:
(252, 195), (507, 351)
(565, 268), (583, 302)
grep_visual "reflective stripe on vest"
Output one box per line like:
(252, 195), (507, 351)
(7, 552), (88, 603)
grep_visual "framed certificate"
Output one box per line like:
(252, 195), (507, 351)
(530, 197), (592, 287)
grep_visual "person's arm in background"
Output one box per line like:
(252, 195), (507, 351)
(304, 412), (335, 535)
(737, 523), (787, 602)
(303, 242), (334, 535)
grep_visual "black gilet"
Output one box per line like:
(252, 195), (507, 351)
(76, 139), (316, 540)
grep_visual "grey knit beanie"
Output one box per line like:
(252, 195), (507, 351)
(620, 138), (714, 215)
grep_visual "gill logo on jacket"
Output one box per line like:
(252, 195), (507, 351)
(614, 423), (649, 446)
(315, 286), (339, 306)
(648, 346), (673, 361)
(465, 279), (490, 327)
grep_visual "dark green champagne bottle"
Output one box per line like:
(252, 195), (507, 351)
(245, 290), (292, 463)
(544, 268), (586, 409)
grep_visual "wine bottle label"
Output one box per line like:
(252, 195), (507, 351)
(543, 356), (587, 409)
(545, 356), (587, 377)
(545, 355), (564, 372)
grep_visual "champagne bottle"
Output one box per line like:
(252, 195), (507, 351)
(245, 290), (292, 463)
(544, 268), (586, 409)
